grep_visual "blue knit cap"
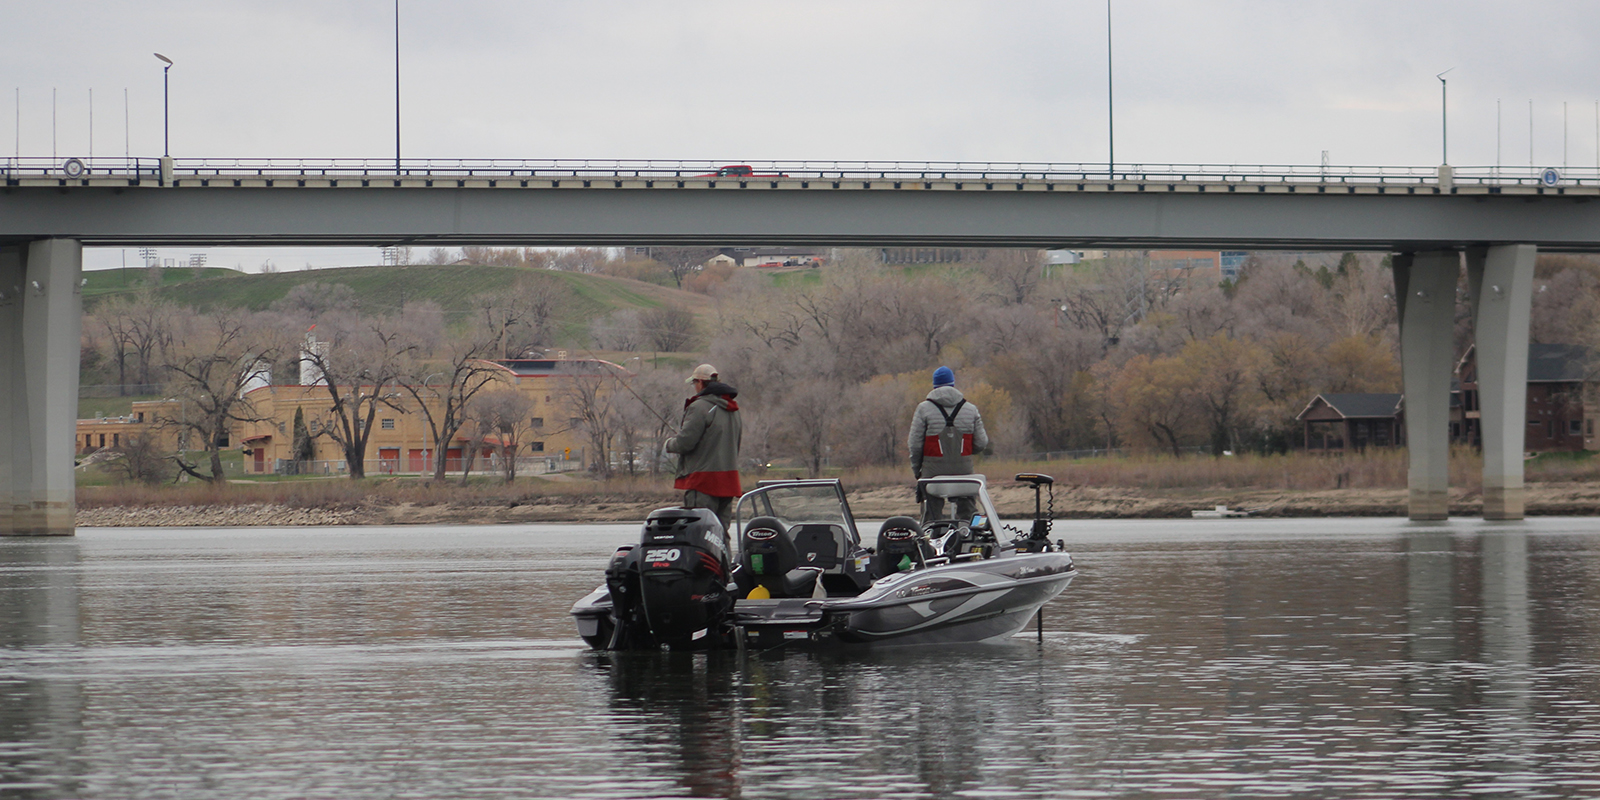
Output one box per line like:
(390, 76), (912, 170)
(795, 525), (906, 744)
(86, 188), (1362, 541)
(932, 366), (955, 387)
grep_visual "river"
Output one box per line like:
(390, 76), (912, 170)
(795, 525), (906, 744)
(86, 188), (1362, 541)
(3, 517), (1599, 799)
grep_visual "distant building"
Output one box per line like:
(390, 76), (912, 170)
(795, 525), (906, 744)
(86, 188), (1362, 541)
(878, 247), (965, 265)
(1455, 343), (1598, 452)
(77, 358), (629, 476)
(1296, 393), (1405, 452)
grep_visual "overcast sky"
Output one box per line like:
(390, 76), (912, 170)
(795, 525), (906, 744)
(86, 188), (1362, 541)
(8, 0), (1599, 271)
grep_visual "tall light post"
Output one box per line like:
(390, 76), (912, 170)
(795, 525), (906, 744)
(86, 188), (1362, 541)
(1436, 68), (1453, 165)
(153, 53), (173, 157)
(1106, 0), (1115, 178)
(394, 0), (402, 174)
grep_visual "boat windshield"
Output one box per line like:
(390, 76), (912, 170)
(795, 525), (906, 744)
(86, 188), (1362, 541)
(736, 483), (853, 533)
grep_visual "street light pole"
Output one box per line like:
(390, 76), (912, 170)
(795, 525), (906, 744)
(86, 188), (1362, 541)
(153, 53), (173, 157)
(1436, 68), (1453, 165)
(395, 0), (402, 174)
(1106, 0), (1114, 178)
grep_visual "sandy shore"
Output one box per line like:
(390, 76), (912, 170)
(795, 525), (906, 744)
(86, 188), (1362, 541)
(75, 483), (1600, 527)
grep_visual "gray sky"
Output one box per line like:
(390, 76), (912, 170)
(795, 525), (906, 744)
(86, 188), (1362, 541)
(8, 0), (1598, 270)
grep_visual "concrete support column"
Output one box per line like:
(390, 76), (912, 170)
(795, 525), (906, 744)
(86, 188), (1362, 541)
(1394, 250), (1460, 520)
(1467, 245), (1536, 520)
(2, 239), (84, 535)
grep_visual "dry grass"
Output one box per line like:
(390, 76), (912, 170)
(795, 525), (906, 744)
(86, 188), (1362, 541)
(78, 447), (1598, 510)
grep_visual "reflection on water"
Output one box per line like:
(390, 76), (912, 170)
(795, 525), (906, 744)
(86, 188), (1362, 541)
(1, 519), (1599, 798)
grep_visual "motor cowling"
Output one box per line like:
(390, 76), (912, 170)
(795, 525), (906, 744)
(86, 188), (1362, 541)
(622, 507), (734, 650)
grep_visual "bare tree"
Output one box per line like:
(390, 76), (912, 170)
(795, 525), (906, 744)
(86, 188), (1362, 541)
(982, 248), (1046, 305)
(102, 433), (176, 485)
(591, 309), (645, 352)
(465, 388), (534, 483)
(558, 361), (626, 477)
(398, 333), (506, 481)
(296, 311), (424, 480)
(158, 308), (282, 483)
(775, 379), (839, 477)
(650, 247), (721, 288)
(269, 282), (359, 321)
(640, 305), (697, 351)
(91, 290), (176, 393)
(470, 278), (566, 359)
(613, 365), (685, 476)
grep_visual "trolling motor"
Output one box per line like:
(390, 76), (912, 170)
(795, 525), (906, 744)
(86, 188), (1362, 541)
(1013, 473), (1057, 553)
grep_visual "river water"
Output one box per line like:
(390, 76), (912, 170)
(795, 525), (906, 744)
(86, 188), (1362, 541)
(3, 517), (1600, 799)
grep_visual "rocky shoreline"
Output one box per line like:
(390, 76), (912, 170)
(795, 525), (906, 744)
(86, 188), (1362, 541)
(74, 484), (1600, 527)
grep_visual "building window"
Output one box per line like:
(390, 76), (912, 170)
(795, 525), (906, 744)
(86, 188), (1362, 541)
(279, 422), (287, 435)
(1589, 419), (1595, 436)
(113, 433), (120, 447)
(98, 434), (106, 447)
(530, 441), (544, 452)
(530, 417), (544, 428)
(1570, 420), (1583, 436)
(381, 418), (396, 430)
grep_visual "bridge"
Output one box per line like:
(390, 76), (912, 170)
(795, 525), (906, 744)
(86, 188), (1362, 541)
(6, 157), (1600, 533)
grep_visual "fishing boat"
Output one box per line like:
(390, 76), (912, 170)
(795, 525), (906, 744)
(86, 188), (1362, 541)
(571, 473), (1078, 650)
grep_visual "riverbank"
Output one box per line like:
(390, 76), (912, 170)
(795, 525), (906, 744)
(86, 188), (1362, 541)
(75, 483), (1600, 527)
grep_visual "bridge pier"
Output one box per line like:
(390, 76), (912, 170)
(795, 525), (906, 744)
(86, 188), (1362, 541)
(2, 239), (84, 536)
(1394, 251), (1460, 520)
(1395, 245), (1536, 521)
(1467, 245), (1536, 520)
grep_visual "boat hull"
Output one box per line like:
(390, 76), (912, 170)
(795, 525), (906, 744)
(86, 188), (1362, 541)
(575, 552), (1076, 650)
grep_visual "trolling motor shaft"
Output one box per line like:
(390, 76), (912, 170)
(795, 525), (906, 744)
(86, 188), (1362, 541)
(1013, 473), (1055, 552)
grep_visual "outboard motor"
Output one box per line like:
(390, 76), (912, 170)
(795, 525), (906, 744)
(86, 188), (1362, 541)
(604, 507), (734, 650)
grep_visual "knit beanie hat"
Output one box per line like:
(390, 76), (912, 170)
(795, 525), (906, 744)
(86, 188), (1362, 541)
(932, 366), (955, 387)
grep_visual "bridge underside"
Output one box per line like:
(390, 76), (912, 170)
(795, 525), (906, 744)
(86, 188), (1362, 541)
(2, 179), (1590, 532)
(2, 183), (1599, 252)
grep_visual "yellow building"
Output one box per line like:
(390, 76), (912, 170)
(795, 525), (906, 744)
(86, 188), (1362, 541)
(77, 358), (622, 477)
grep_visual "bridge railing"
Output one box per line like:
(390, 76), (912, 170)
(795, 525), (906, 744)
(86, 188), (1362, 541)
(5, 156), (1597, 188)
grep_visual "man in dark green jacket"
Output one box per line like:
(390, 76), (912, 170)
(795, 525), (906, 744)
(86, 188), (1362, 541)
(665, 364), (743, 529)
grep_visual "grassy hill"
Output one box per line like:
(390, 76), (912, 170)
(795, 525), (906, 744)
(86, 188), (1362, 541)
(84, 263), (712, 343)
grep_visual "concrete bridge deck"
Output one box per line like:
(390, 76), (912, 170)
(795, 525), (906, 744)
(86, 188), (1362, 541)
(4, 159), (1600, 252)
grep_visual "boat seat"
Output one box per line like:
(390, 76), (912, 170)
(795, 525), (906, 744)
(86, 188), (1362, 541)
(741, 516), (798, 577)
(740, 516), (822, 598)
(873, 516), (930, 579)
(790, 523), (849, 571)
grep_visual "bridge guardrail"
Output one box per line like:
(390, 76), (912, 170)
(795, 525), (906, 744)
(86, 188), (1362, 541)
(5, 156), (1596, 188)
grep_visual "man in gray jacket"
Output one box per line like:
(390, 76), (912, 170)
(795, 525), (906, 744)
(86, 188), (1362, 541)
(665, 363), (743, 529)
(908, 366), (989, 520)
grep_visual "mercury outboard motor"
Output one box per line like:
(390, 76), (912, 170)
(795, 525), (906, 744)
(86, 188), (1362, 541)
(604, 507), (734, 650)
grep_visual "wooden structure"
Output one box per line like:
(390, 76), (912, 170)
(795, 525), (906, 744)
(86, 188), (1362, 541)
(1297, 393), (1405, 452)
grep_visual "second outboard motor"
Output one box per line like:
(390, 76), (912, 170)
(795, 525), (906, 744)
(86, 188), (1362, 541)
(606, 507), (734, 650)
